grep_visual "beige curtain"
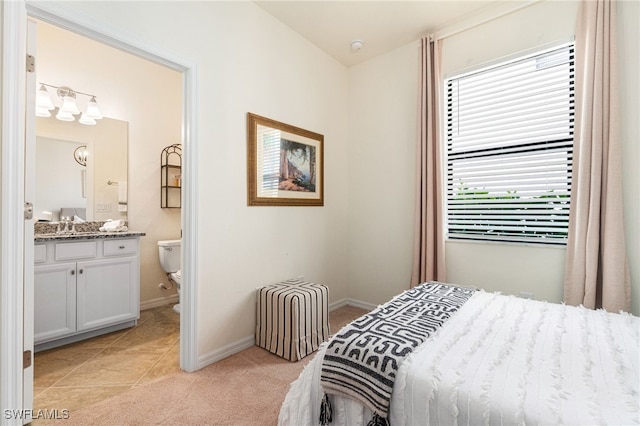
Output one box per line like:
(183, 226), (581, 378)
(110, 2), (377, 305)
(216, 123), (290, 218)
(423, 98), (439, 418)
(564, 0), (631, 312)
(411, 35), (446, 287)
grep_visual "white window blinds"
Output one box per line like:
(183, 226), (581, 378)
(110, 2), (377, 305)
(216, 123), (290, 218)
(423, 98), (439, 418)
(445, 43), (574, 245)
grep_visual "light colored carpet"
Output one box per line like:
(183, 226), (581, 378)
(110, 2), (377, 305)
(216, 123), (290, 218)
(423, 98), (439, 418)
(39, 305), (367, 425)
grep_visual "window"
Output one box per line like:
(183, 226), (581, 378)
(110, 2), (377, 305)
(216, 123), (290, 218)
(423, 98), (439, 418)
(445, 43), (574, 245)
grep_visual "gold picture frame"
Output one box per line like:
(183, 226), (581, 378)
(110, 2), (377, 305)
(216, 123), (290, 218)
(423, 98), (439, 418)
(247, 113), (324, 206)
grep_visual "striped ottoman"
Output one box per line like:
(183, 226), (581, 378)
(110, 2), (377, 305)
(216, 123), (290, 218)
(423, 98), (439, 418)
(256, 279), (330, 361)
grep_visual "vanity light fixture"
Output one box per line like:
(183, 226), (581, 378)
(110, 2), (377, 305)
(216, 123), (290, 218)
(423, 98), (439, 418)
(36, 83), (103, 125)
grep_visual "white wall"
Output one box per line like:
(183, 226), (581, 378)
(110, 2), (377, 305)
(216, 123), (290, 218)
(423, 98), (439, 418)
(54, 1), (351, 356)
(35, 21), (183, 306)
(347, 42), (419, 303)
(347, 0), (640, 314)
(618, 0), (640, 315)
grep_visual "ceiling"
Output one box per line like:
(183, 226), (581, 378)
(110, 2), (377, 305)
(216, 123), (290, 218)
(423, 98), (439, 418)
(254, 1), (504, 67)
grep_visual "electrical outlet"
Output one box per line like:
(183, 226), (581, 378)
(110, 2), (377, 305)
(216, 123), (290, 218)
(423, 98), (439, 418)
(519, 291), (534, 299)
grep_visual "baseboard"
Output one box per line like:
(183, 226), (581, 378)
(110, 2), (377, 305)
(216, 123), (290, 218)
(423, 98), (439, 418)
(35, 320), (136, 352)
(140, 294), (179, 311)
(329, 298), (350, 311)
(197, 335), (255, 370)
(196, 299), (375, 370)
(331, 297), (377, 312)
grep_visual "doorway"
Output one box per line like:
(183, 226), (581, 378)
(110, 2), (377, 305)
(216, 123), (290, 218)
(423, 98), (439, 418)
(1, 1), (199, 418)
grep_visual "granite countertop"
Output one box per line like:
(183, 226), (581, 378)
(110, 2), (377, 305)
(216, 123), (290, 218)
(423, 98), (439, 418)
(34, 231), (146, 243)
(34, 220), (146, 242)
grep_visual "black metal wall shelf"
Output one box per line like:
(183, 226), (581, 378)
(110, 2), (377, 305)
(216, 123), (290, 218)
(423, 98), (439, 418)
(161, 144), (182, 208)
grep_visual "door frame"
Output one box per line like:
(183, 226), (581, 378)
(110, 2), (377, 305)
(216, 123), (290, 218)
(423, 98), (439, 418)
(1, 0), (200, 417)
(1, 2), (29, 421)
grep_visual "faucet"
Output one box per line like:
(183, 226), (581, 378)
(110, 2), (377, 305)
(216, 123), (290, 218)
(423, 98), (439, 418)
(57, 216), (74, 234)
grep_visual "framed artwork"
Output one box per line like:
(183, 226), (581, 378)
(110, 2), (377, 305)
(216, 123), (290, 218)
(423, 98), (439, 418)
(247, 113), (324, 206)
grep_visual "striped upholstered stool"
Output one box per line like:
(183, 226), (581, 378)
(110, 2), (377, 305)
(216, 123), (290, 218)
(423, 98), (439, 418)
(255, 279), (330, 361)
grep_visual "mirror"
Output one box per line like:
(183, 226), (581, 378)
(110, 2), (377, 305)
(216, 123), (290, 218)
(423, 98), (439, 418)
(35, 116), (128, 222)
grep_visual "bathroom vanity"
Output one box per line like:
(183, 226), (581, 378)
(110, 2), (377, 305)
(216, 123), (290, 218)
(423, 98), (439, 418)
(34, 230), (145, 351)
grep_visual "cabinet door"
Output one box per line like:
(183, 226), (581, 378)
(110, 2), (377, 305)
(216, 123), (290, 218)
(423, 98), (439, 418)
(76, 257), (139, 332)
(34, 263), (76, 344)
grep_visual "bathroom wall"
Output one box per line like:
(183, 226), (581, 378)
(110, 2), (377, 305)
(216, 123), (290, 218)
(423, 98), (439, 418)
(35, 21), (183, 307)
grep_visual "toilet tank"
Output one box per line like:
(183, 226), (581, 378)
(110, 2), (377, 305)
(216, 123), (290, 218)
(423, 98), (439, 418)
(157, 239), (181, 273)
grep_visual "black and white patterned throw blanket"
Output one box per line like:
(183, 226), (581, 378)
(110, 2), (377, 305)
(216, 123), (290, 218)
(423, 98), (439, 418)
(320, 282), (477, 425)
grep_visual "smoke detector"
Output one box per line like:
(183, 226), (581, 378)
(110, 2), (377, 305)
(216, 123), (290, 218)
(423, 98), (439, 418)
(350, 39), (364, 52)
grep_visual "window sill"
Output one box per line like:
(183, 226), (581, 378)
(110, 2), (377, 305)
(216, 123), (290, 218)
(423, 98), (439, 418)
(445, 238), (567, 250)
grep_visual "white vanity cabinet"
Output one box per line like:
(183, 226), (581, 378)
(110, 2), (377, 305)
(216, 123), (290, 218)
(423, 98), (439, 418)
(33, 262), (77, 343)
(34, 236), (141, 350)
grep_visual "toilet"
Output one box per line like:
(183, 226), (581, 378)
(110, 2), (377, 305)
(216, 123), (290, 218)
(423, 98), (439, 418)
(157, 239), (182, 313)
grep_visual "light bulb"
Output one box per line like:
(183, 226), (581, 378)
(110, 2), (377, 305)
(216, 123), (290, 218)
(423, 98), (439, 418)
(84, 96), (103, 119)
(36, 106), (52, 117)
(79, 113), (97, 125)
(56, 109), (75, 122)
(59, 95), (80, 115)
(36, 84), (55, 110)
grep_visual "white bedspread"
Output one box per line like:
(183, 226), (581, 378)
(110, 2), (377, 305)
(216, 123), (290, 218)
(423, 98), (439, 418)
(279, 291), (640, 426)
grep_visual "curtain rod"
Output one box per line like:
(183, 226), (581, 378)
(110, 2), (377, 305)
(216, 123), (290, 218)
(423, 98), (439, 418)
(432, 0), (542, 41)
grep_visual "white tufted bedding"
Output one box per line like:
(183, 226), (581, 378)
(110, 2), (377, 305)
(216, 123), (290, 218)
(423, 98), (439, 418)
(279, 290), (639, 426)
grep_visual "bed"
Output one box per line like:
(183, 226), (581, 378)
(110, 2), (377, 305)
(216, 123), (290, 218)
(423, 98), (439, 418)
(278, 282), (639, 426)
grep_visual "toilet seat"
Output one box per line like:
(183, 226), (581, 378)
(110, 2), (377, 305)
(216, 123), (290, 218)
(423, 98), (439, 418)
(170, 270), (181, 314)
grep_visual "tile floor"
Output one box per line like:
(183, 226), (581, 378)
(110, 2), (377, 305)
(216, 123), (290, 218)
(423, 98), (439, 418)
(33, 305), (180, 415)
